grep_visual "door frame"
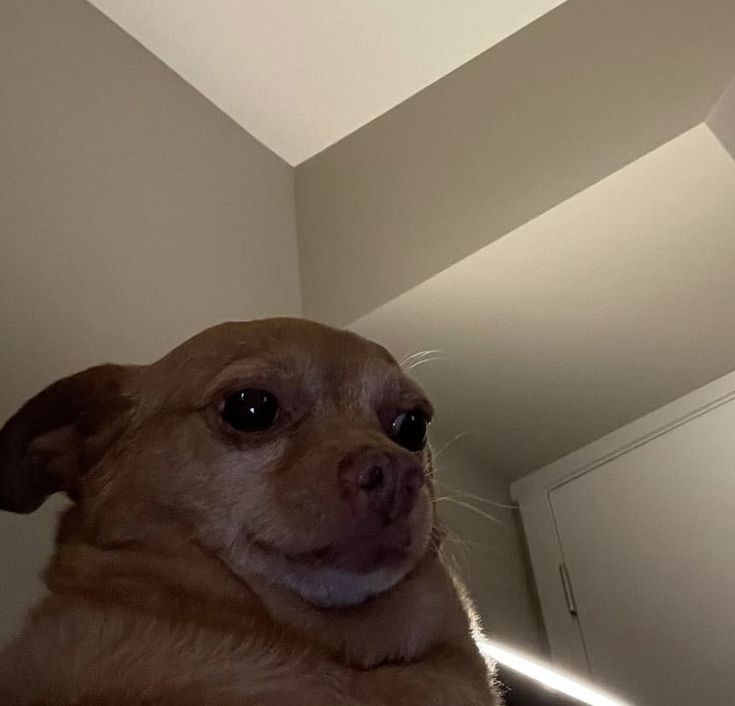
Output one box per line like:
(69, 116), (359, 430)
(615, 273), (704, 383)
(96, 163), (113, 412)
(510, 368), (735, 674)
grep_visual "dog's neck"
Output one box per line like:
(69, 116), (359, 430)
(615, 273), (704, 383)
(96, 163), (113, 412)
(242, 553), (474, 669)
(45, 531), (266, 638)
(44, 509), (474, 670)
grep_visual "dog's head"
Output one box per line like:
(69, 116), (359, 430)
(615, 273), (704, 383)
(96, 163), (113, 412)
(0, 319), (438, 607)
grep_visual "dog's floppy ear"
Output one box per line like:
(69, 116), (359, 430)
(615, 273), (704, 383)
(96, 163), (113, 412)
(0, 365), (135, 513)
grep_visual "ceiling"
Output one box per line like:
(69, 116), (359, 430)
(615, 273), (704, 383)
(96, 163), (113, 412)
(84, 0), (735, 483)
(87, 0), (565, 165)
(295, 0), (735, 327)
(351, 124), (735, 480)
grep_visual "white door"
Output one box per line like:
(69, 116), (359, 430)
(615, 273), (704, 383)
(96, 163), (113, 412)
(549, 397), (735, 706)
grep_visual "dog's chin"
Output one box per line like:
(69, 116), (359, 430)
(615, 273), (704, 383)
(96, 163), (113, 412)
(276, 561), (411, 608)
(226, 532), (428, 608)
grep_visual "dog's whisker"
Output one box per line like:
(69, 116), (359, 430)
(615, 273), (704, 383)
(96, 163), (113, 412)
(436, 525), (483, 580)
(434, 496), (504, 526)
(442, 530), (482, 551)
(404, 356), (445, 371)
(434, 481), (519, 511)
(431, 431), (471, 461)
(440, 522), (514, 561)
(399, 349), (442, 368)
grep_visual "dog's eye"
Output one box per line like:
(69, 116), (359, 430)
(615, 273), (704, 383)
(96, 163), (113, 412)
(391, 410), (429, 452)
(222, 389), (279, 432)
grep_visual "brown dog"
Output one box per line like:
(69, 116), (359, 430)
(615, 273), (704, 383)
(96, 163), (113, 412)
(0, 318), (497, 704)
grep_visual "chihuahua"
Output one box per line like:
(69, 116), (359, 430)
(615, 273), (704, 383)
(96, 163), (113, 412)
(0, 318), (497, 704)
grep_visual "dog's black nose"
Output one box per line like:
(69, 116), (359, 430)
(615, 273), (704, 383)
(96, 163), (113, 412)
(342, 449), (424, 522)
(357, 464), (385, 492)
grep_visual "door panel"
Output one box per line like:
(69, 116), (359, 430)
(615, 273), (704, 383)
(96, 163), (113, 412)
(550, 398), (735, 706)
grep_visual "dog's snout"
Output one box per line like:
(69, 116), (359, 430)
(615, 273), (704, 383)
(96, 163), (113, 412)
(342, 449), (424, 522)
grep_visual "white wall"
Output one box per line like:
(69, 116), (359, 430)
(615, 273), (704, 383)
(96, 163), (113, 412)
(435, 446), (546, 655)
(0, 0), (301, 645)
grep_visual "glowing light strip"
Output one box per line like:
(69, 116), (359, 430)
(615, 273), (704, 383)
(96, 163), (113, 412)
(478, 639), (632, 706)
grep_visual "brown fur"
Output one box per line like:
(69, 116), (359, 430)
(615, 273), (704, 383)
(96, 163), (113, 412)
(0, 318), (497, 704)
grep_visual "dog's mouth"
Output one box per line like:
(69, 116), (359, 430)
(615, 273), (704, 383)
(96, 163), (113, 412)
(250, 516), (425, 575)
(319, 520), (424, 573)
(232, 508), (433, 607)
